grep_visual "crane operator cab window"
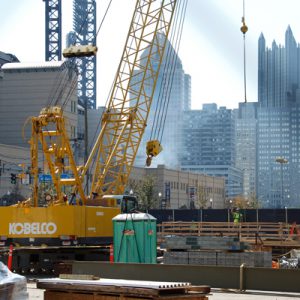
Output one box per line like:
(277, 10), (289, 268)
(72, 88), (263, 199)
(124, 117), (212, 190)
(120, 195), (138, 213)
(102, 195), (138, 213)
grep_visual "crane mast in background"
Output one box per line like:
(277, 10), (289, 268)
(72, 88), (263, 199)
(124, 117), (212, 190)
(43, 0), (62, 61)
(44, 0), (97, 107)
(72, 0), (97, 109)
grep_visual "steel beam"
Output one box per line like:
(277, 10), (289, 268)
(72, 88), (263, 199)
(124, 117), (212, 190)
(71, 261), (300, 293)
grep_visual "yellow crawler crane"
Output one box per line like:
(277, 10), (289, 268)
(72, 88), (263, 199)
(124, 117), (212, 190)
(0, 0), (178, 273)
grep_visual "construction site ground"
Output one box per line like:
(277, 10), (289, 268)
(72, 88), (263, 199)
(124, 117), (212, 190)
(27, 282), (300, 300)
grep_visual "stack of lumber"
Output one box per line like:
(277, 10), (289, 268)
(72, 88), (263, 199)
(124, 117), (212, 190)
(37, 277), (211, 300)
(163, 236), (272, 267)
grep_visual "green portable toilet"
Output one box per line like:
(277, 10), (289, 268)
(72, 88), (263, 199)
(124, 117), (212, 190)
(112, 213), (157, 263)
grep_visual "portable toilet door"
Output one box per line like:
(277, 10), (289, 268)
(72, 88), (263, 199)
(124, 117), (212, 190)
(112, 213), (157, 263)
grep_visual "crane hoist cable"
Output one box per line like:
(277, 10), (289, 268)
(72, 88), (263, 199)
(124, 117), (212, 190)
(156, 0), (187, 145)
(241, 0), (248, 103)
(149, 0), (188, 145)
(96, 0), (113, 37)
(144, 0), (187, 167)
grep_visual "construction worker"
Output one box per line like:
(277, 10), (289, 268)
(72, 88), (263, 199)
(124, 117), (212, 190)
(232, 208), (243, 223)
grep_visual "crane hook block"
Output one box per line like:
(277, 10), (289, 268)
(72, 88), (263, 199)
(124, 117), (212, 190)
(146, 140), (163, 157)
(146, 140), (163, 166)
(240, 17), (248, 35)
(63, 45), (98, 58)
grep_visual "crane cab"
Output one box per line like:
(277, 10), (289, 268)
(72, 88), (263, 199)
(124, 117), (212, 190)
(102, 195), (138, 213)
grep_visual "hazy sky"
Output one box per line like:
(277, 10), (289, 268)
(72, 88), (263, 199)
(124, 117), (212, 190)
(1, 0), (300, 109)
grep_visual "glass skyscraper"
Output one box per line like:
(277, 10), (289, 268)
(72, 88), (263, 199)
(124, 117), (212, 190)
(181, 104), (243, 198)
(257, 26), (300, 208)
(258, 26), (300, 108)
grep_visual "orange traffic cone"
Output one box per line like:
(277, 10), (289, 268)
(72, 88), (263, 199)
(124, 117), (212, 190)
(7, 244), (13, 271)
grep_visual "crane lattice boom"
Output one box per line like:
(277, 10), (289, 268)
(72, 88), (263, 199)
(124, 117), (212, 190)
(88, 0), (178, 198)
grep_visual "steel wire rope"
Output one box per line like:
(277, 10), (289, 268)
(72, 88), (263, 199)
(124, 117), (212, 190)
(156, 0), (187, 142)
(157, 1), (187, 144)
(149, 0), (187, 145)
(241, 0), (248, 103)
(60, 67), (80, 110)
(148, 0), (185, 143)
(46, 63), (74, 107)
(158, 0), (187, 141)
(96, 0), (113, 38)
(148, 0), (186, 142)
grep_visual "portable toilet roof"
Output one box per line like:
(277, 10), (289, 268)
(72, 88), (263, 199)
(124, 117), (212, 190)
(112, 213), (156, 221)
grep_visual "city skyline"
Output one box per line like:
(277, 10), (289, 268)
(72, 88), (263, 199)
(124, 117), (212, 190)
(1, 1), (300, 109)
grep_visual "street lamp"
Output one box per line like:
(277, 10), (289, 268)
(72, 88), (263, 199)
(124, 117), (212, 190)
(209, 198), (213, 209)
(275, 157), (288, 207)
(158, 192), (162, 208)
(285, 206), (288, 225)
(129, 189), (133, 195)
(228, 199), (232, 223)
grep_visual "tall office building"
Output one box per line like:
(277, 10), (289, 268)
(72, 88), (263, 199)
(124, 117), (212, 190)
(131, 37), (191, 169)
(256, 107), (300, 208)
(258, 26), (300, 107)
(181, 104), (243, 199)
(235, 102), (257, 198)
(256, 26), (300, 208)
